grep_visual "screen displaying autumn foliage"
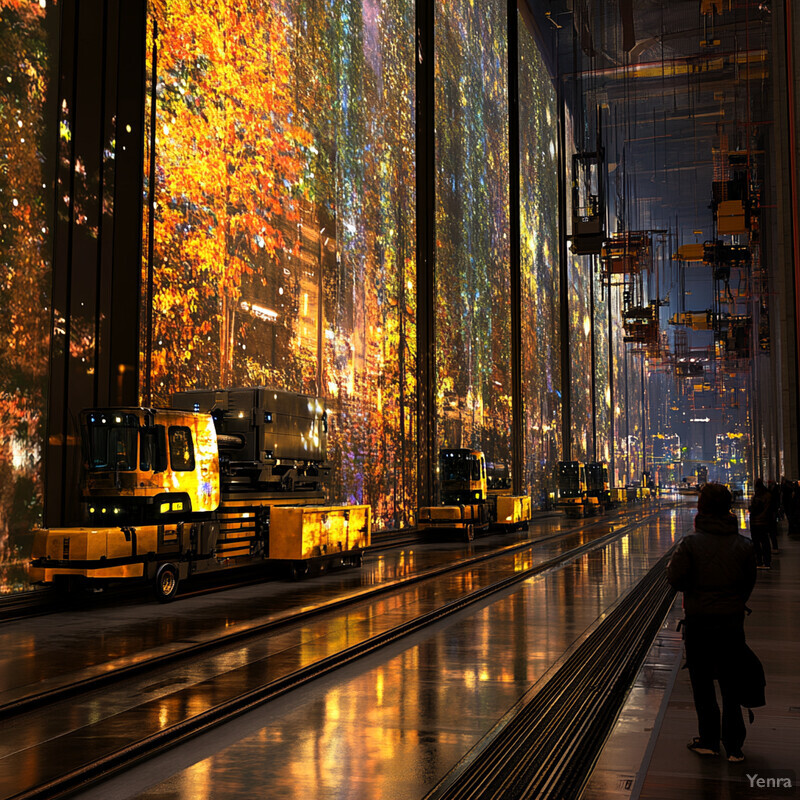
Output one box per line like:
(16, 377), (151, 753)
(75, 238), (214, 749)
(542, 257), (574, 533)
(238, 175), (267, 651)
(434, 0), (512, 481)
(519, 17), (561, 505)
(568, 251), (593, 462)
(143, 0), (417, 529)
(594, 267), (611, 465)
(0, 0), (55, 592)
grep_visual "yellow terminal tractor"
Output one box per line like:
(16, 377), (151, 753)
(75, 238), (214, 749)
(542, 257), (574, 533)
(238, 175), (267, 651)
(558, 461), (590, 517)
(585, 461), (613, 512)
(29, 388), (370, 600)
(417, 449), (532, 541)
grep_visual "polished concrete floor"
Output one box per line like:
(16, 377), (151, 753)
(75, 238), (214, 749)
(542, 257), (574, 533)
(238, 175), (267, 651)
(53, 505), (685, 800)
(585, 511), (800, 800)
(0, 508), (653, 710)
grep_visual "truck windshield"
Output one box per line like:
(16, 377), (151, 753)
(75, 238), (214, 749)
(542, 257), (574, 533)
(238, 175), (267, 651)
(441, 460), (470, 482)
(560, 467), (581, 496)
(85, 414), (139, 471)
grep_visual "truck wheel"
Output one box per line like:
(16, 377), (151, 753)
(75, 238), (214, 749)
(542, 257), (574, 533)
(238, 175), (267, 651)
(289, 561), (309, 581)
(154, 563), (180, 602)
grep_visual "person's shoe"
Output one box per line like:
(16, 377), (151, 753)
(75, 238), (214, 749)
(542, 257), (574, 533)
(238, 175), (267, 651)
(727, 751), (745, 763)
(687, 738), (719, 756)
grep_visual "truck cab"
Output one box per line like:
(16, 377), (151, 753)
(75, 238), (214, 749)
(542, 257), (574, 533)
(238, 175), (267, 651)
(439, 448), (487, 505)
(585, 461), (612, 511)
(558, 461), (588, 517)
(80, 408), (220, 525)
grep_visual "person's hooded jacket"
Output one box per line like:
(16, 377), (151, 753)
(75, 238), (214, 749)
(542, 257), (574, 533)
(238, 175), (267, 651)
(749, 486), (772, 528)
(667, 512), (757, 617)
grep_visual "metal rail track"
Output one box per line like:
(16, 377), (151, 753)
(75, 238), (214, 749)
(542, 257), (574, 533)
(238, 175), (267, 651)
(0, 507), (663, 721)
(424, 549), (677, 800)
(7, 509), (669, 800)
(0, 505), (651, 622)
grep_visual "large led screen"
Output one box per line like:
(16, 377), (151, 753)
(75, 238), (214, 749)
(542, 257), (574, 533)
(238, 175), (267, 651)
(594, 267), (611, 463)
(611, 288), (643, 486)
(0, 0), (55, 591)
(519, 17), (561, 506)
(568, 252), (593, 462)
(434, 0), (511, 480)
(144, 0), (417, 529)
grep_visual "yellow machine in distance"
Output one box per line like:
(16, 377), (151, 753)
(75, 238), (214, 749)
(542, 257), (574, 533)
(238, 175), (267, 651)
(669, 310), (714, 330)
(558, 461), (615, 517)
(558, 461), (588, 517)
(418, 449), (532, 541)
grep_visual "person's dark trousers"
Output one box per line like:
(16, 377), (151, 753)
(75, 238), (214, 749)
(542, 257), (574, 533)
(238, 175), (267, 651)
(684, 614), (746, 755)
(769, 520), (778, 550)
(751, 525), (772, 567)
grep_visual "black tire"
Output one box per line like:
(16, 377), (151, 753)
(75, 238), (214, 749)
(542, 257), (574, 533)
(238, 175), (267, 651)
(289, 561), (309, 581)
(154, 563), (180, 602)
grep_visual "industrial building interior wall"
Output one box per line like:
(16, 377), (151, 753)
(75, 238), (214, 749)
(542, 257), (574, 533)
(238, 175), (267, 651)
(4, 0), (796, 593)
(0, 0), (602, 593)
(761, 0), (799, 480)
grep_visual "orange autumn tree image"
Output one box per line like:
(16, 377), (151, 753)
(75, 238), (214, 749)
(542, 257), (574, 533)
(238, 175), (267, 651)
(145, 0), (315, 399)
(0, 0), (54, 588)
(145, 0), (418, 530)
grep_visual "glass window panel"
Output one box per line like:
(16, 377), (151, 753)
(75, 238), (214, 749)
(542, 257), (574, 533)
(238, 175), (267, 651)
(434, 0), (511, 490)
(143, 0), (416, 529)
(168, 426), (195, 472)
(0, 3), (56, 591)
(519, 17), (561, 508)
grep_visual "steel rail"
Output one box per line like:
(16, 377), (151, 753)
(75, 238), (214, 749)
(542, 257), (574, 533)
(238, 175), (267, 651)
(7, 510), (669, 800)
(0, 506), (663, 721)
(0, 505), (636, 622)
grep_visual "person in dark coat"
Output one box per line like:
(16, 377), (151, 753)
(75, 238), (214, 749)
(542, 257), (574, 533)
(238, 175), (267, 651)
(667, 483), (757, 762)
(767, 479), (780, 551)
(787, 481), (800, 533)
(749, 479), (772, 568)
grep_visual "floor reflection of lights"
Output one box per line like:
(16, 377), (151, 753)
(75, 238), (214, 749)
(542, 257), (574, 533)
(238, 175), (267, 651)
(118, 507), (692, 800)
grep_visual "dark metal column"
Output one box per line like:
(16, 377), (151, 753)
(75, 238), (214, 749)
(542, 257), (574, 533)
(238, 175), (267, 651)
(109, 1), (147, 407)
(785, 0), (800, 473)
(45, 0), (147, 527)
(45, 0), (78, 528)
(416, 0), (436, 508)
(508, 2), (523, 495)
(589, 255), (597, 461)
(557, 72), (571, 461)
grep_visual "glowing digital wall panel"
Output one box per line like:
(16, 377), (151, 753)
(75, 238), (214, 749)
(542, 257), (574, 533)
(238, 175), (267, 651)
(434, 0), (511, 477)
(611, 285), (644, 486)
(594, 268), (611, 463)
(0, 1), (55, 591)
(568, 253), (593, 462)
(519, 17), (561, 505)
(144, 0), (416, 529)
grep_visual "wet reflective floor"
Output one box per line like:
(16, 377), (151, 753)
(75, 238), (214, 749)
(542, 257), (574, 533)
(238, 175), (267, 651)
(47, 503), (691, 800)
(0, 506), (659, 708)
(581, 508), (800, 800)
